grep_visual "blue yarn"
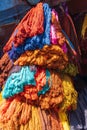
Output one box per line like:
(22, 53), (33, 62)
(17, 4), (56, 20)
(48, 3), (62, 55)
(38, 69), (51, 96)
(8, 3), (51, 61)
(2, 66), (36, 99)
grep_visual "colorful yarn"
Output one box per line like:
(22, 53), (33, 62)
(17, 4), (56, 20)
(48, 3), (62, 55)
(59, 111), (70, 130)
(59, 75), (78, 111)
(14, 45), (68, 70)
(49, 109), (64, 130)
(8, 3), (51, 61)
(2, 66), (36, 99)
(51, 9), (67, 47)
(0, 53), (10, 72)
(63, 63), (79, 76)
(0, 98), (32, 127)
(20, 68), (51, 101)
(0, 60), (13, 87)
(39, 70), (63, 109)
(2, 66), (51, 100)
(38, 69), (51, 96)
(8, 65), (22, 76)
(2, 70), (63, 109)
(0, 93), (2, 103)
(50, 24), (57, 44)
(3, 2), (44, 52)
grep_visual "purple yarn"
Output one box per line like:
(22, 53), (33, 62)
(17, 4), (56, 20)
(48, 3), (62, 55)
(8, 65), (22, 76)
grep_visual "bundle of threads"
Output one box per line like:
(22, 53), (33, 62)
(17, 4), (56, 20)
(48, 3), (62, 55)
(0, 2), (79, 130)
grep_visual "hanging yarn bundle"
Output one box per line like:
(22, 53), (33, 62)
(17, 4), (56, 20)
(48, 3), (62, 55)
(3, 2), (44, 52)
(0, 2), (79, 130)
(14, 45), (68, 70)
(59, 75), (78, 112)
(7, 3), (51, 61)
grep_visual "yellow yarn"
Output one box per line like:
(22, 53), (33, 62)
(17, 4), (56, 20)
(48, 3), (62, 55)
(0, 93), (2, 103)
(59, 111), (70, 130)
(59, 74), (78, 111)
(81, 14), (87, 38)
(28, 106), (42, 130)
(63, 63), (79, 76)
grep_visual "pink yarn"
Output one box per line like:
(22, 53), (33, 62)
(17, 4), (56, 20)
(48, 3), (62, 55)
(50, 9), (68, 53)
(50, 25), (57, 44)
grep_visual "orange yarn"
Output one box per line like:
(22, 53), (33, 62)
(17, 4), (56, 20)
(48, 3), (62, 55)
(0, 97), (32, 125)
(49, 109), (64, 130)
(14, 45), (68, 70)
(39, 71), (63, 109)
(20, 68), (46, 101)
(3, 3), (44, 52)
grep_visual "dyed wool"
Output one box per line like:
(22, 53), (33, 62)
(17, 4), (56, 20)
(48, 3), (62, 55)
(63, 63), (79, 76)
(39, 70), (63, 109)
(20, 68), (51, 101)
(3, 2), (44, 52)
(0, 53), (13, 87)
(0, 60), (13, 87)
(0, 53), (10, 72)
(20, 70), (63, 109)
(2, 69), (63, 110)
(0, 97), (32, 127)
(14, 45), (68, 70)
(59, 75), (78, 111)
(2, 66), (36, 98)
(0, 99), (64, 130)
(59, 111), (70, 130)
(2, 66), (51, 99)
(8, 66), (22, 76)
(51, 9), (67, 47)
(8, 3), (51, 61)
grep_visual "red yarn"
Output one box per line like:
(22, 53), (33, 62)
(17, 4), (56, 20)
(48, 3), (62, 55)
(20, 67), (46, 100)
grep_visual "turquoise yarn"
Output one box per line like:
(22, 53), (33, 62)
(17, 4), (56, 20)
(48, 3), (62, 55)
(2, 66), (36, 99)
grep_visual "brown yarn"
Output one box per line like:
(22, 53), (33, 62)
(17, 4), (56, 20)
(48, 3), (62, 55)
(0, 60), (13, 87)
(49, 109), (63, 130)
(14, 45), (68, 70)
(0, 53), (10, 72)
(39, 70), (63, 109)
